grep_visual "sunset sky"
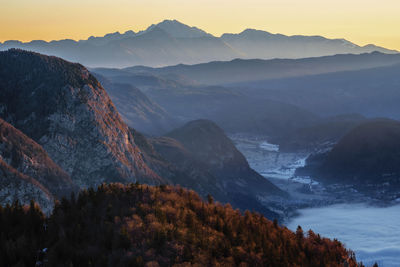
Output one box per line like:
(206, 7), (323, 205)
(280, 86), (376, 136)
(1, 0), (399, 50)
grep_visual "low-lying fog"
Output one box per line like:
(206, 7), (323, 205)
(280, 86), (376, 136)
(232, 135), (400, 267)
(287, 204), (400, 267)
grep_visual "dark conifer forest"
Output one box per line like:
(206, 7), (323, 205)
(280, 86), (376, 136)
(0, 183), (361, 267)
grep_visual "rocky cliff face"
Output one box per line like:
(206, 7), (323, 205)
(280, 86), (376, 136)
(0, 49), (164, 187)
(0, 118), (75, 197)
(0, 118), (77, 211)
(0, 159), (53, 213)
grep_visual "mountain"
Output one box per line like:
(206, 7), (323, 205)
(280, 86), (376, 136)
(232, 63), (400, 119)
(95, 66), (320, 138)
(133, 131), (230, 203)
(221, 28), (396, 60)
(0, 49), (164, 188)
(140, 19), (212, 38)
(126, 52), (400, 85)
(0, 183), (360, 267)
(84, 30), (136, 46)
(0, 20), (397, 68)
(94, 74), (178, 135)
(297, 119), (400, 198)
(272, 114), (367, 151)
(130, 121), (285, 219)
(0, 49), (285, 217)
(165, 120), (285, 198)
(0, 118), (76, 211)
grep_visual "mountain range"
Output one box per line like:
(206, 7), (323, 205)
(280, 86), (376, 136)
(94, 53), (400, 149)
(122, 51), (400, 85)
(0, 20), (397, 68)
(0, 49), (283, 217)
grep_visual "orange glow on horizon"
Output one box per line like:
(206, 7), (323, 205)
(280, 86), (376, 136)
(1, 0), (399, 50)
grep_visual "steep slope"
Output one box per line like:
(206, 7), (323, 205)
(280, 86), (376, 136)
(0, 118), (78, 211)
(298, 119), (400, 197)
(0, 184), (360, 267)
(131, 129), (227, 201)
(0, 20), (396, 68)
(0, 49), (164, 187)
(0, 118), (76, 199)
(0, 159), (53, 212)
(95, 74), (178, 135)
(165, 120), (284, 198)
(129, 128), (280, 219)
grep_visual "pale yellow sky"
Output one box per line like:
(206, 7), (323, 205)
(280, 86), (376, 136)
(1, 0), (399, 50)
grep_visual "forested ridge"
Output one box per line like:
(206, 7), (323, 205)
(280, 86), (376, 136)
(0, 183), (363, 267)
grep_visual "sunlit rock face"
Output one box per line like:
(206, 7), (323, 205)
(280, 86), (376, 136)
(0, 160), (53, 213)
(0, 49), (164, 188)
(0, 118), (76, 211)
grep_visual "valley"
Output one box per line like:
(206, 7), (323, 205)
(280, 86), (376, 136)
(2, 0), (400, 264)
(1, 21), (400, 265)
(232, 135), (400, 266)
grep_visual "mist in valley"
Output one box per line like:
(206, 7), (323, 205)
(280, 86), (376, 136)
(288, 204), (400, 267)
(1, 17), (400, 266)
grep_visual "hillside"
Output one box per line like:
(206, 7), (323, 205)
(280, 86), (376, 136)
(0, 118), (77, 210)
(95, 74), (178, 135)
(165, 120), (284, 197)
(130, 121), (284, 219)
(0, 183), (360, 267)
(298, 119), (400, 196)
(0, 49), (164, 187)
(0, 49), (287, 217)
(272, 114), (367, 151)
(97, 66), (320, 137)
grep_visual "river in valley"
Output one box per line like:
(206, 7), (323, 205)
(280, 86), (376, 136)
(231, 134), (400, 267)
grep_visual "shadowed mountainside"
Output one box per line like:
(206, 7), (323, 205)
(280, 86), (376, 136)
(231, 63), (400, 119)
(96, 66), (320, 137)
(130, 120), (285, 220)
(124, 52), (400, 85)
(165, 120), (285, 197)
(0, 49), (285, 217)
(0, 49), (164, 188)
(95, 74), (178, 135)
(297, 119), (400, 197)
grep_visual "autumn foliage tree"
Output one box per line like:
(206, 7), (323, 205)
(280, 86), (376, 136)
(0, 183), (364, 267)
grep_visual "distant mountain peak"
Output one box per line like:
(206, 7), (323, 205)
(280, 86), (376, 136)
(241, 28), (273, 36)
(141, 19), (214, 38)
(85, 30), (136, 45)
(0, 20), (397, 67)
